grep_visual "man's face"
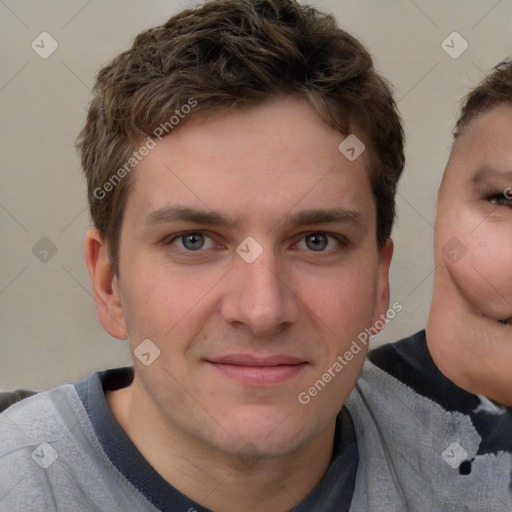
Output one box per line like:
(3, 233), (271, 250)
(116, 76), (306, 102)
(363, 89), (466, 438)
(110, 96), (391, 457)
(428, 103), (512, 405)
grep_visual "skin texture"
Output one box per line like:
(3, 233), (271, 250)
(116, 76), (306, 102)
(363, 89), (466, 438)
(427, 103), (512, 406)
(86, 96), (392, 511)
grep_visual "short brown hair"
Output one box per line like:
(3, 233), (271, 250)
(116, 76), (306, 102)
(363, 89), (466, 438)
(454, 59), (512, 138)
(76, 0), (404, 275)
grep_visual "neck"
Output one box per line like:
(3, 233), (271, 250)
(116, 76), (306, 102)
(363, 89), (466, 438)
(107, 377), (336, 511)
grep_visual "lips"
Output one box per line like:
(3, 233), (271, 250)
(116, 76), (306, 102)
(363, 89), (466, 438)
(206, 354), (308, 385)
(208, 354), (306, 366)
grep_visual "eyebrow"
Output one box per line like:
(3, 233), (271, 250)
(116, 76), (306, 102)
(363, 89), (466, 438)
(143, 206), (239, 229)
(473, 167), (512, 183)
(142, 205), (365, 231)
(276, 208), (365, 230)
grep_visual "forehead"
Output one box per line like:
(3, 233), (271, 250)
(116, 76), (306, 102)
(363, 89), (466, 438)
(445, 103), (512, 181)
(454, 103), (512, 156)
(125, 97), (375, 225)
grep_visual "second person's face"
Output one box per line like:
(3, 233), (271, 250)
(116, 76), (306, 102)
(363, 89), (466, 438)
(428, 103), (512, 405)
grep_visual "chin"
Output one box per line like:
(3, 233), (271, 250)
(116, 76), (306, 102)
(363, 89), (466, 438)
(469, 382), (512, 408)
(222, 405), (328, 457)
(443, 342), (512, 407)
(428, 308), (512, 407)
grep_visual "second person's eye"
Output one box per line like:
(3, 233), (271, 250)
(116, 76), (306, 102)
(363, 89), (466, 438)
(486, 191), (512, 206)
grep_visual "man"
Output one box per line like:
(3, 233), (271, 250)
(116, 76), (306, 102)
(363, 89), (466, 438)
(0, 1), (403, 510)
(347, 61), (512, 511)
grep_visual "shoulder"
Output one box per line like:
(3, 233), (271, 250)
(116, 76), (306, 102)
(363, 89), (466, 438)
(345, 330), (512, 510)
(361, 329), (512, 450)
(0, 384), (90, 510)
(0, 389), (38, 413)
(366, 329), (480, 411)
(0, 383), (86, 447)
(0, 370), (157, 511)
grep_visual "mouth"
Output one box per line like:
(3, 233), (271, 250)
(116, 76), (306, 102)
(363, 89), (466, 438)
(206, 354), (309, 385)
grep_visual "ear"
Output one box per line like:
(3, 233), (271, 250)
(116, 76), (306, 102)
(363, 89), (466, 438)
(85, 226), (127, 340)
(371, 238), (393, 331)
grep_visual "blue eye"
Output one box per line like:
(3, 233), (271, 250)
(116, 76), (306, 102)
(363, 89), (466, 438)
(165, 230), (347, 256)
(170, 232), (217, 251)
(296, 232), (342, 252)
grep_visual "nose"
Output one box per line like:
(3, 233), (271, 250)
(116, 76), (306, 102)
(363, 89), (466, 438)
(220, 247), (301, 337)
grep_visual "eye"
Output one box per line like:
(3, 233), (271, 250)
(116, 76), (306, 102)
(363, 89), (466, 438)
(295, 232), (344, 252)
(169, 232), (217, 251)
(486, 190), (512, 206)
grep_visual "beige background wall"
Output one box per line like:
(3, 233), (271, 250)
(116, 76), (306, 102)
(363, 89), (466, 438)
(1, 0), (511, 390)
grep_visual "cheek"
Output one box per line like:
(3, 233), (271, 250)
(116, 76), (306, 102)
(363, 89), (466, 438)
(301, 261), (378, 336)
(120, 259), (218, 342)
(468, 231), (512, 307)
(441, 216), (512, 315)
